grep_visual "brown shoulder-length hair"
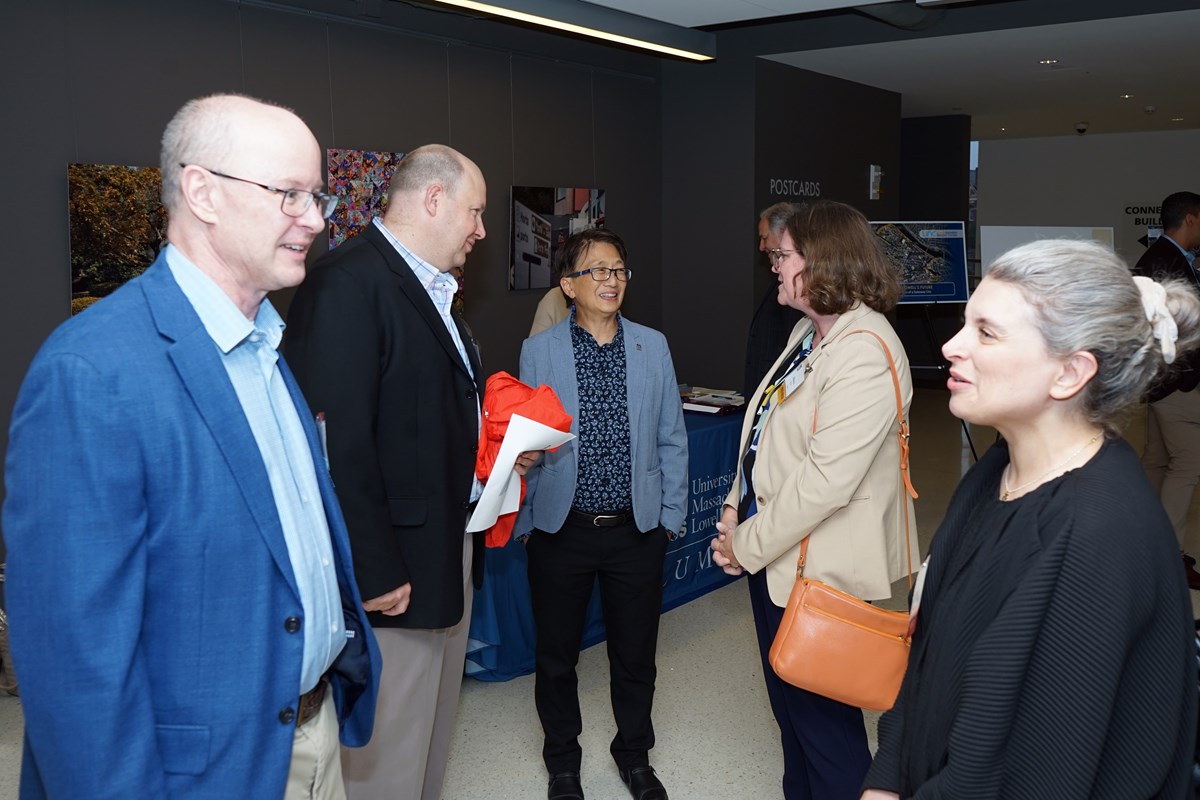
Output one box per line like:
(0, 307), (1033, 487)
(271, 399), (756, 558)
(785, 200), (901, 314)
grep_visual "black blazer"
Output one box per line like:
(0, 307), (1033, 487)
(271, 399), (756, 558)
(1134, 235), (1200, 399)
(742, 281), (806, 398)
(285, 223), (485, 630)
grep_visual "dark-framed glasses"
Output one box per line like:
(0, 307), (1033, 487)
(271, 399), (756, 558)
(767, 248), (800, 265)
(183, 164), (339, 220)
(564, 266), (632, 282)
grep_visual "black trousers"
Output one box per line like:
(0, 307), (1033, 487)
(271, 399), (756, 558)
(748, 569), (872, 800)
(526, 516), (668, 773)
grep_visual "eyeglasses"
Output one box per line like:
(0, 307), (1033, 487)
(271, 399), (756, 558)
(183, 164), (339, 220)
(564, 267), (632, 282)
(767, 248), (801, 265)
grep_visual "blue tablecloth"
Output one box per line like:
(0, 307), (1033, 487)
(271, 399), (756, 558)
(465, 411), (744, 681)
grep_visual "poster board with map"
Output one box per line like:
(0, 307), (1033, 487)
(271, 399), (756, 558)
(870, 220), (970, 304)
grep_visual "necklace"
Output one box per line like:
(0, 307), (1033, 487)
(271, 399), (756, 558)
(1001, 434), (1100, 501)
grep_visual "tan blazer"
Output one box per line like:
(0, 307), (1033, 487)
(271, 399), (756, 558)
(725, 303), (919, 606)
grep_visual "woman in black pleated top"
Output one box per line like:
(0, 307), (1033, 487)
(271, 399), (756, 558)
(863, 239), (1200, 800)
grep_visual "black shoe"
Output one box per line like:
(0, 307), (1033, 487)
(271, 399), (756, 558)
(619, 766), (667, 800)
(548, 771), (584, 800)
(1185, 557), (1200, 592)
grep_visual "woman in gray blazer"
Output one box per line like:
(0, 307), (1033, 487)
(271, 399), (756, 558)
(514, 228), (688, 800)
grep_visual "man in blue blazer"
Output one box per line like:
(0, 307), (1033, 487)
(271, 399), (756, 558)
(3, 94), (380, 799)
(514, 228), (687, 800)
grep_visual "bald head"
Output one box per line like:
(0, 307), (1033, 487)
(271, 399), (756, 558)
(381, 144), (487, 270)
(387, 145), (477, 206)
(160, 94), (317, 215)
(159, 94), (326, 317)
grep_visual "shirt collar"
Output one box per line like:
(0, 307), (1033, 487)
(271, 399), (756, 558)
(569, 309), (623, 346)
(164, 244), (284, 354)
(372, 217), (458, 295)
(1163, 234), (1197, 265)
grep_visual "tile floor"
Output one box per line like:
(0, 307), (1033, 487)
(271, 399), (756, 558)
(0, 388), (1195, 799)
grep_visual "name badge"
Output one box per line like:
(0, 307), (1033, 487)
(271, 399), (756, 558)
(779, 367), (806, 403)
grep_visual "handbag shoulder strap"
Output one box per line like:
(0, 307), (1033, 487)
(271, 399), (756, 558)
(796, 328), (918, 592)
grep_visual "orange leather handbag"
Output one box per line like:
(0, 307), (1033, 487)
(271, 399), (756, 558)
(768, 330), (917, 712)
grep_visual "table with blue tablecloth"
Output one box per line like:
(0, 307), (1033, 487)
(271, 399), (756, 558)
(465, 412), (744, 681)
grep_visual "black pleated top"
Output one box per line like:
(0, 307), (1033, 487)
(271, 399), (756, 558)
(865, 437), (1197, 799)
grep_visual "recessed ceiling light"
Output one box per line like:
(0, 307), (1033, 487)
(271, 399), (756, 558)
(1119, 93), (1134, 99)
(1039, 59), (1058, 65)
(1000, 127), (1007, 132)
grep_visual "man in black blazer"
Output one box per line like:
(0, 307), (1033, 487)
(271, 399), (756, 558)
(1133, 190), (1200, 589)
(286, 144), (524, 799)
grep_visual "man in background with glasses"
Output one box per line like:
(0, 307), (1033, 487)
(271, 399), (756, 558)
(3, 93), (380, 799)
(744, 203), (806, 398)
(287, 144), (537, 800)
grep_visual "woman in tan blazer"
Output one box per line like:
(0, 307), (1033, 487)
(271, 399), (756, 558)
(711, 201), (918, 800)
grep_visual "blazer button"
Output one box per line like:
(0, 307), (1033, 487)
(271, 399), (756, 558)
(279, 707), (296, 724)
(471, 443), (479, 454)
(757, 495), (766, 505)
(462, 501), (472, 509)
(466, 390), (475, 400)
(284, 616), (301, 633)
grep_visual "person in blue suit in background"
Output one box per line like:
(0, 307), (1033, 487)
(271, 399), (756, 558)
(3, 93), (380, 800)
(515, 228), (688, 800)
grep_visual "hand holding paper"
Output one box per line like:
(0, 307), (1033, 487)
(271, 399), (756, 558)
(467, 414), (574, 533)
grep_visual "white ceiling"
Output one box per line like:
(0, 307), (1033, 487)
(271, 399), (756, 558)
(580, 1), (1200, 140)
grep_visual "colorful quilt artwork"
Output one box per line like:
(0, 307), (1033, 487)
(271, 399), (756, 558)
(327, 149), (406, 249)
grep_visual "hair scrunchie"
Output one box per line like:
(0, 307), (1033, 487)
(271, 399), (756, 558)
(1134, 275), (1178, 364)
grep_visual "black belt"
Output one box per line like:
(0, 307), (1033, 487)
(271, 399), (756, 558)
(568, 508), (635, 527)
(296, 675), (329, 728)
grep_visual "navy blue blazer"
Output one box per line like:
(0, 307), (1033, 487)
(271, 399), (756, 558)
(514, 316), (688, 537)
(3, 256), (380, 799)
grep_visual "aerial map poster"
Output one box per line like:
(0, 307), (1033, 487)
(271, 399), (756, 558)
(870, 220), (969, 304)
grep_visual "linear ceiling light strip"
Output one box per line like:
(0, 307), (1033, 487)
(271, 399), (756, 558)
(431, 0), (714, 61)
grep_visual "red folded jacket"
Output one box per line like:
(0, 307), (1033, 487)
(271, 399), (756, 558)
(476, 371), (573, 547)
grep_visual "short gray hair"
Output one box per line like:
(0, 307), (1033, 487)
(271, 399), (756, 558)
(759, 202), (802, 237)
(987, 238), (1200, 433)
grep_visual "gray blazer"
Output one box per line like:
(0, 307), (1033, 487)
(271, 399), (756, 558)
(514, 316), (688, 537)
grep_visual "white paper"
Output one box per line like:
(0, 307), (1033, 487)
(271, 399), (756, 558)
(466, 413), (574, 532)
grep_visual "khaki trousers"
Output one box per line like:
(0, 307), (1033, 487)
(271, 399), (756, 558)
(342, 533), (473, 800)
(1143, 388), (1200, 549)
(286, 691), (345, 800)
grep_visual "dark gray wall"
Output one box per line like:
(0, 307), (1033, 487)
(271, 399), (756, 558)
(0, 0), (663, 555)
(0, 0), (919, 561)
(659, 58), (903, 391)
(900, 115), (971, 221)
(660, 57), (758, 389)
(753, 60), (901, 302)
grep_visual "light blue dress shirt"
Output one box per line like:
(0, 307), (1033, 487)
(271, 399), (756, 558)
(165, 245), (344, 694)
